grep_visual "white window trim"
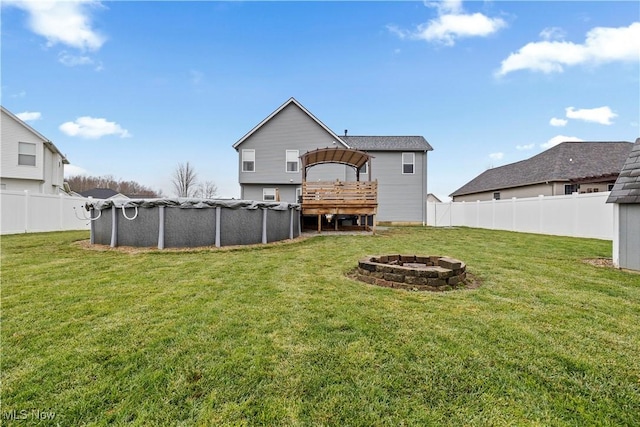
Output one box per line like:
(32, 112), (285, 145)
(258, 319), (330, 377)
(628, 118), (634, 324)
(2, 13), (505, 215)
(296, 187), (302, 203)
(242, 149), (255, 172)
(285, 150), (299, 173)
(263, 188), (276, 201)
(402, 152), (415, 175)
(18, 142), (37, 167)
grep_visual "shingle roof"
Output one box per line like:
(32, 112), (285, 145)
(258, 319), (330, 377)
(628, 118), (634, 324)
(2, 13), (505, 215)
(342, 135), (433, 152)
(607, 138), (640, 204)
(80, 188), (122, 199)
(450, 141), (633, 197)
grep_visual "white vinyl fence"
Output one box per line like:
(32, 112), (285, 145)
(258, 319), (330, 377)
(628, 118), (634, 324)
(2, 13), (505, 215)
(1, 190), (92, 235)
(427, 192), (613, 240)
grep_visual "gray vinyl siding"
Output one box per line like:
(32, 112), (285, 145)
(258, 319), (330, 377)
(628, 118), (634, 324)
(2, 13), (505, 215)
(241, 184), (301, 204)
(237, 103), (345, 185)
(369, 151), (426, 223)
(618, 205), (640, 270)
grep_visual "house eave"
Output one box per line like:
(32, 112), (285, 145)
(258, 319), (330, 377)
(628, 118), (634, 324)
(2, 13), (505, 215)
(232, 98), (349, 150)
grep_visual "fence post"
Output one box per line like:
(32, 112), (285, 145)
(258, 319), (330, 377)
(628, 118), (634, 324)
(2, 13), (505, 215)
(538, 195), (544, 233)
(23, 190), (29, 233)
(511, 197), (516, 231)
(59, 193), (64, 231)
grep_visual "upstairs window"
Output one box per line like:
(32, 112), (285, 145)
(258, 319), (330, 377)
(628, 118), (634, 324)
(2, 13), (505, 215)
(286, 150), (299, 173)
(359, 162), (368, 175)
(18, 142), (36, 166)
(242, 149), (255, 172)
(402, 152), (414, 174)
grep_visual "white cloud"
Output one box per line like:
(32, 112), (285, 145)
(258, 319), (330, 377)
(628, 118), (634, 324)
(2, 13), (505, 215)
(389, 2), (506, 46)
(565, 106), (617, 125)
(16, 111), (42, 122)
(516, 143), (535, 150)
(489, 152), (504, 160)
(497, 22), (640, 76)
(541, 135), (583, 149)
(11, 90), (26, 98)
(58, 51), (94, 67)
(59, 116), (131, 139)
(539, 27), (566, 41)
(4, 0), (105, 51)
(549, 117), (568, 127)
(64, 164), (88, 178)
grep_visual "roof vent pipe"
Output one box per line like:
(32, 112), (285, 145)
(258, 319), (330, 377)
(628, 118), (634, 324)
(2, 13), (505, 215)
(344, 129), (348, 136)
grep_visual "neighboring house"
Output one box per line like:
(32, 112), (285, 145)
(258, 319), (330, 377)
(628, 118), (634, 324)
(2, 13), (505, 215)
(450, 141), (633, 202)
(427, 193), (442, 203)
(607, 137), (640, 271)
(1, 106), (69, 194)
(232, 98), (433, 224)
(79, 188), (129, 200)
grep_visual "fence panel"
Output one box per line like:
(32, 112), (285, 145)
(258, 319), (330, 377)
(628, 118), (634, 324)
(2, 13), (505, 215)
(427, 192), (613, 240)
(1, 190), (91, 234)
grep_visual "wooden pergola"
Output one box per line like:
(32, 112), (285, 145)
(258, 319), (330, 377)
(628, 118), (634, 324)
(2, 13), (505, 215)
(300, 147), (378, 232)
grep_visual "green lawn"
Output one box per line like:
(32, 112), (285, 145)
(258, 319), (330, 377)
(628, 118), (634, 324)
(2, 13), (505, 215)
(2, 228), (639, 426)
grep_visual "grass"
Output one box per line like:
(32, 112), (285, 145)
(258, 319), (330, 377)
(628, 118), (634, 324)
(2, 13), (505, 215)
(1, 227), (639, 426)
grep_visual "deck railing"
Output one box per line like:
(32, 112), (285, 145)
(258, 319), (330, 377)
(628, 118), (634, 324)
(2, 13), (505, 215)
(301, 180), (377, 214)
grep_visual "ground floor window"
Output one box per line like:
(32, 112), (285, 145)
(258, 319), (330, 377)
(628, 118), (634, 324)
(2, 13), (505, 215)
(263, 188), (276, 201)
(565, 184), (578, 194)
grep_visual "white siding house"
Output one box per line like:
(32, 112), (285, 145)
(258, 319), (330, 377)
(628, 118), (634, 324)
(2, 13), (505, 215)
(233, 98), (433, 224)
(1, 106), (69, 194)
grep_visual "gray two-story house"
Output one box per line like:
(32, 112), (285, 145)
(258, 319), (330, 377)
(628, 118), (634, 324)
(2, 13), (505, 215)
(233, 98), (433, 225)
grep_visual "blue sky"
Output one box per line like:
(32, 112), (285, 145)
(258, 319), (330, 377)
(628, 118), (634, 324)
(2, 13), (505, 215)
(2, 0), (638, 200)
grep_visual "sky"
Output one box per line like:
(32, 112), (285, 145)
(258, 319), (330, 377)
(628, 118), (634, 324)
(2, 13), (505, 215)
(2, 0), (638, 201)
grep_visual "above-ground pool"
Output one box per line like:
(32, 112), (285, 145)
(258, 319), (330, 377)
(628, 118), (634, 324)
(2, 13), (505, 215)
(83, 198), (301, 249)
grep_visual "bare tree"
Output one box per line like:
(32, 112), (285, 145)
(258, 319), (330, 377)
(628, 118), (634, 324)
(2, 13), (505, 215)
(172, 162), (198, 197)
(194, 180), (218, 199)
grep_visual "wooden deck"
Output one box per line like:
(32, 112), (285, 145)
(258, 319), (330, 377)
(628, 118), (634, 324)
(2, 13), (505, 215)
(301, 180), (378, 215)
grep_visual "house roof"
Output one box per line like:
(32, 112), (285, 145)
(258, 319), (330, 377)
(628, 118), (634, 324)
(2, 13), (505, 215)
(232, 97), (347, 150)
(1, 105), (70, 164)
(79, 188), (127, 199)
(342, 135), (433, 152)
(607, 138), (640, 204)
(450, 141), (633, 197)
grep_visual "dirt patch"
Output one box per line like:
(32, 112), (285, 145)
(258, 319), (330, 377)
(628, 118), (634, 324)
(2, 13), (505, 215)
(72, 235), (311, 254)
(582, 258), (614, 268)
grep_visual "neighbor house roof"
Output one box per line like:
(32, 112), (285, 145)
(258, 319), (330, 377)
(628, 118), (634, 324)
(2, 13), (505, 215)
(1, 105), (69, 164)
(607, 138), (640, 204)
(233, 97), (347, 150)
(80, 188), (128, 199)
(342, 135), (433, 152)
(450, 141), (633, 197)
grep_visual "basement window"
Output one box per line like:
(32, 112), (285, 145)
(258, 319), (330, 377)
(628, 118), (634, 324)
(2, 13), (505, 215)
(263, 188), (276, 201)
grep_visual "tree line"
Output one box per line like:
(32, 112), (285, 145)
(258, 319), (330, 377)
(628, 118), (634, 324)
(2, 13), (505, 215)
(67, 162), (218, 199)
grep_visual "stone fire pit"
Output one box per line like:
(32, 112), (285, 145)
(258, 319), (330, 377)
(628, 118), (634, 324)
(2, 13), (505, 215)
(355, 254), (471, 291)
